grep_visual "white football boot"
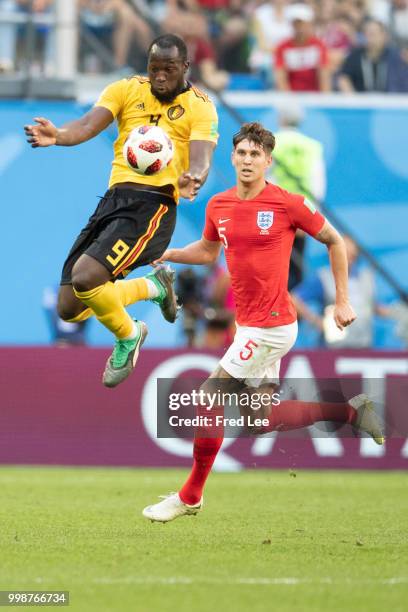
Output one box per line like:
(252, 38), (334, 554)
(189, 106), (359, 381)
(349, 394), (385, 445)
(142, 493), (203, 523)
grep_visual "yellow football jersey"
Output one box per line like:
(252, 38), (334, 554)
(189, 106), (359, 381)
(95, 76), (219, 201)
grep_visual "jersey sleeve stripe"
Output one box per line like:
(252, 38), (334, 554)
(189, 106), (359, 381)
(191, 85), (210, 102)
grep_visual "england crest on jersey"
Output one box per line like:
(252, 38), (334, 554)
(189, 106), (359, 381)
(257, 211), (274, 234)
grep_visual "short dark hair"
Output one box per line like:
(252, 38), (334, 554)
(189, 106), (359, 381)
(148, 34), (188, 62)
(233, 122), (275, 155)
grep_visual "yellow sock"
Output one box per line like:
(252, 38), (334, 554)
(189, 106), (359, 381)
(64, 278), (149, 323)
(114, 278), (149, 307)
(65, 308), (93, 323)
(74, 282), (134, 339)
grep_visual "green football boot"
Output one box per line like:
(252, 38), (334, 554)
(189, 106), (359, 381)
(146, 265), (180, 323)
(102, 320), (148, 388)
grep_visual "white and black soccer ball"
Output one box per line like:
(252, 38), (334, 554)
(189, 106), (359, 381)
(123, 125), (173, 176)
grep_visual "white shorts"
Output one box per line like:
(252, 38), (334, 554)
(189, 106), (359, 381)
(220, 321), (298, 387)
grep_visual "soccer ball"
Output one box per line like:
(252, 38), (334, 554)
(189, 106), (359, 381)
(123, 125), (173, 176)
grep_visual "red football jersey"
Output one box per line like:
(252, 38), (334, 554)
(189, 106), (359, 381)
(203, 183), (325, 327)
(275, 36), (328, 91)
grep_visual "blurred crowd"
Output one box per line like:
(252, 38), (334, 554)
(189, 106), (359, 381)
(0, 0), (407, 91)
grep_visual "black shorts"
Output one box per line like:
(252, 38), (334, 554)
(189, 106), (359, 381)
(60, 187), (177, 285)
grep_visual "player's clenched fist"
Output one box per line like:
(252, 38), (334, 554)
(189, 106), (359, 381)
(333, 302), (357, 330)
(178, 172), (203, 201)
(24, 117), (58, 148)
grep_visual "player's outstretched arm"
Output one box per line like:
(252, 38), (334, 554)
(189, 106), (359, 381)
(178, 141), (216, 201)
(154, 237), (221, 266)
(314, 221), (357, 330)
(24, 107), (114, 148)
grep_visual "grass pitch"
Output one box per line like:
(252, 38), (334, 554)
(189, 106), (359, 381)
(0, 467), (407, 612)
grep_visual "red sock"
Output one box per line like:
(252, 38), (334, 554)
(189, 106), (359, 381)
(262, 400), (357, 433)
(179, 406), (224, 505)
(179, 436), (223, 505)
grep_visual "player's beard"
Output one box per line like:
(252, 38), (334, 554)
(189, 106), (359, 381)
(150, 82), (185, 103)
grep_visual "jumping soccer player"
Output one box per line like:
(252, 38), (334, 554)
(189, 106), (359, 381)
(24, 34), (218, 387)
(143, 122), (384, 522)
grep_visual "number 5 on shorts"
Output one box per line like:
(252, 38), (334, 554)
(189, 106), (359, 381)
(239, 339), (258, 361)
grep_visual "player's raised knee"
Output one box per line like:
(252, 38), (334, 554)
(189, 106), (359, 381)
(57, 301), (79, 322)
(71, 269), (95, 293)
(71, 255), (111, 292)
(71, 263), (100, 292)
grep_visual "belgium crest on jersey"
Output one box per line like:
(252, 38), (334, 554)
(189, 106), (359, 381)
(257, 211), (274, 232)
(167, 105), (185, 120)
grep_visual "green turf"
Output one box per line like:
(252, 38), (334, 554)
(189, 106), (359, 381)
(0, 467), (407, 612)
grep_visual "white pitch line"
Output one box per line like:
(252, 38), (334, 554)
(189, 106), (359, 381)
(92, 577), (408, 586)
(93, 577), (305, 586)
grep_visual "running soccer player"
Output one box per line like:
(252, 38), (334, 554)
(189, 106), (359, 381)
(143, 122), (384, 523)
(24, 34), (218, 387)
